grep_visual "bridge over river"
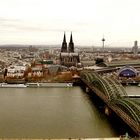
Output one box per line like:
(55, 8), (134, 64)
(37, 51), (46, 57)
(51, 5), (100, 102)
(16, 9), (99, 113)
(80, 70), (140, 136)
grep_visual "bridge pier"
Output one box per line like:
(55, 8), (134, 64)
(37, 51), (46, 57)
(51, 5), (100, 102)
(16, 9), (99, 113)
(86, 87), (90, 93)
(105, 106), (111, 116)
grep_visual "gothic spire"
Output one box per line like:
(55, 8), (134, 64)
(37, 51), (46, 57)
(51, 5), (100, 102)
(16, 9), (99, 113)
(68, 32), (74, 53)
(61, 32), (67, 52)
(63, 32), (66, 43)
(70, 32), (73, 43)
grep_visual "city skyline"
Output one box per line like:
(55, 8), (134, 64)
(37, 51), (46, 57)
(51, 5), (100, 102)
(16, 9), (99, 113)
(0, 0), (140, 47)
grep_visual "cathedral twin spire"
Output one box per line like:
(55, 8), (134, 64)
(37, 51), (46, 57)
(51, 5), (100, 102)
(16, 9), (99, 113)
(61, 32), (74, 53)
(61, 32), (67, 52)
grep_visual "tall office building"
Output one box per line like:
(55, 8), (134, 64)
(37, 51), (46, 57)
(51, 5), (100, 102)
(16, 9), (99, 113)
(132, 40), (138, 55)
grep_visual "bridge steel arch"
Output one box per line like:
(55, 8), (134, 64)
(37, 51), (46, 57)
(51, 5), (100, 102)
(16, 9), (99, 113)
(81, 71), (127, 100)
(113, 98), (140, 124)
(81, 71), (113, 100)
(80, 70), (140, 135)
(111, 98), (140, 135)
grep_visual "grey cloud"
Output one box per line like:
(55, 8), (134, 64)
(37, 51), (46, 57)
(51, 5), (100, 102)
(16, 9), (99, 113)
(0, 17), (79, 33)
(0, 17), (23, 30)
(0, 17), (22, 22)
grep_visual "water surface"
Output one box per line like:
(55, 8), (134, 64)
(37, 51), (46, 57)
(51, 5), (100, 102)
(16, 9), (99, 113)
(0, 85), (139, 138)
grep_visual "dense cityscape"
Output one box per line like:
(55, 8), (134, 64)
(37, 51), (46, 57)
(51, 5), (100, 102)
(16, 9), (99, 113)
(0, 32), (139, 139)
(0, 34), (140, 85)
(1, 0), (140, 139)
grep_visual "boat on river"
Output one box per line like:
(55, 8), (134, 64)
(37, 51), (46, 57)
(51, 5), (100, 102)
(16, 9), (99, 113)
(39, 82), (73, 88)
(0, 82), (73, 88)
(26, 82), (73, 88)
(0, 83), (27, 88)
(26, 83), (40, 87)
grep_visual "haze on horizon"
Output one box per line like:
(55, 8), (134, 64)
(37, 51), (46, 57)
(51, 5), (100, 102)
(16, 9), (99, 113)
(0, 0), (140, 47)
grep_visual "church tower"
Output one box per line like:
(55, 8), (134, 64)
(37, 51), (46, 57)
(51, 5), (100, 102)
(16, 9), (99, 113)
(68, 32), (74, 53)
(60, 32), (80, 67)
(61, 32), (67, 52)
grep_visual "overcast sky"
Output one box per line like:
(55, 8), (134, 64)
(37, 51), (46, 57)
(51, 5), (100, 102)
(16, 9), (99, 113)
(0, 0), (140, 47)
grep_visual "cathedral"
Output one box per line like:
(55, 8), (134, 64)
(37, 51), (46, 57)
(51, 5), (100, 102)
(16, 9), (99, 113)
(60, 32), (80, 67)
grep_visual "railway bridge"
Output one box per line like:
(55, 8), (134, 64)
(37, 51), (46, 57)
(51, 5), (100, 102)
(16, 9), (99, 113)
(80, 70), (140, 136)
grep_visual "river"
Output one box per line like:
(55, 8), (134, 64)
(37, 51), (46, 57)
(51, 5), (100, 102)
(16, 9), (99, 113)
(0, 86), (139, 138)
